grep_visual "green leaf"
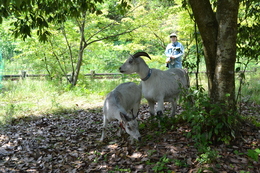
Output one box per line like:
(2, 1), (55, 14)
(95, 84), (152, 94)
(247, 149), (259, 162)
(225, 93), (231, 97)
(255, 148), (260, 154)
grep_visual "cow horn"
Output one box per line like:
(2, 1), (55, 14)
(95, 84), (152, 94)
(132, 52), (151, 60)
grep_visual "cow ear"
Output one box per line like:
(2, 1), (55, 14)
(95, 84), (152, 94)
(120, 112), (132, 122)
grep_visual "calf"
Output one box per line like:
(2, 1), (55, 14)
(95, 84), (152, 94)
(100, 82), (142, 143)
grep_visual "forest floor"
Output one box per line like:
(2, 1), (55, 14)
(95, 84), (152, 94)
(0, 103), (259, 173)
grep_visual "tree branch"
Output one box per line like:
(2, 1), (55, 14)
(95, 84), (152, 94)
(49, 39), (71, 83)
(84, 3), (146, 47)
(61, 24), (75, 79)
(84, 25), (146, 48)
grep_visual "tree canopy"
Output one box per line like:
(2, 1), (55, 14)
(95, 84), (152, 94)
(0, 0), (132, 41)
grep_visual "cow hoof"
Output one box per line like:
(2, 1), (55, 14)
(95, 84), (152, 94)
(157, 111), (163, 116)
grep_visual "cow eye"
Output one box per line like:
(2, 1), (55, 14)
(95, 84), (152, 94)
(129, 58), (133, 64)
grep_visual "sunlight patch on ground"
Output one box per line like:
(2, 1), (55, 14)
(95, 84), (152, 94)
(107, 144), (119, 150)
(128, 152), (143, 159)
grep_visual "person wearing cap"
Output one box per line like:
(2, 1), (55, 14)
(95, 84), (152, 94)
(165, 33), (184, 68)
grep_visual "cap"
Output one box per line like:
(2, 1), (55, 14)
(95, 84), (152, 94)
(169, 33), (177, 37)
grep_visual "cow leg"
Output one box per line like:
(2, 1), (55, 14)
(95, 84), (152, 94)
(171, 101), (177, 117)
(148, 100), (155, 117)
(100, 116), (108, 141)
(156, 99), (164, 117)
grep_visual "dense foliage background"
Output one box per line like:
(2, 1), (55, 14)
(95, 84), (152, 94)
(0, 0), (258, 79)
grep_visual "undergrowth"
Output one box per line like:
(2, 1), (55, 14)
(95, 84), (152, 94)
(139, 83), (259, 170)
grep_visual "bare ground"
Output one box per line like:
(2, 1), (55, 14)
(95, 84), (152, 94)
(0, 103), (260, 173)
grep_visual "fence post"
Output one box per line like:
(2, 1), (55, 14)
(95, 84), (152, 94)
(90, 70), (95, 80)
(21, 71), (27, 79)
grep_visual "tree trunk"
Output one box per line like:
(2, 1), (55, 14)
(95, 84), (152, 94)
(189, 0), (239, 112)
(214, 0), (239, 110)
(72, 13), (87, 86)
(189, 0), (218, 98)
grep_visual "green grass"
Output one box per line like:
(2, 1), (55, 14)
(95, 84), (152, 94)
(189, 71), (260, 105)
(0, 76), (139, 125)
(239, 72), (260, 104)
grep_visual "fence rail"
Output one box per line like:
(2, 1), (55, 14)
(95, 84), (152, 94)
(1, 70), (124, 80)
(1, 68), (258, 80)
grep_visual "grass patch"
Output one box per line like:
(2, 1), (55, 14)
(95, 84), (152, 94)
(0, 77), (139, 125)
(238, 72), (260, 104)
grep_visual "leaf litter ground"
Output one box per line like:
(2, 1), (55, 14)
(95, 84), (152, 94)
(0, 103), (259, 173)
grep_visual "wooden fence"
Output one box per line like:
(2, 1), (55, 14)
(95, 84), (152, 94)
(1, 70), (124, 80)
